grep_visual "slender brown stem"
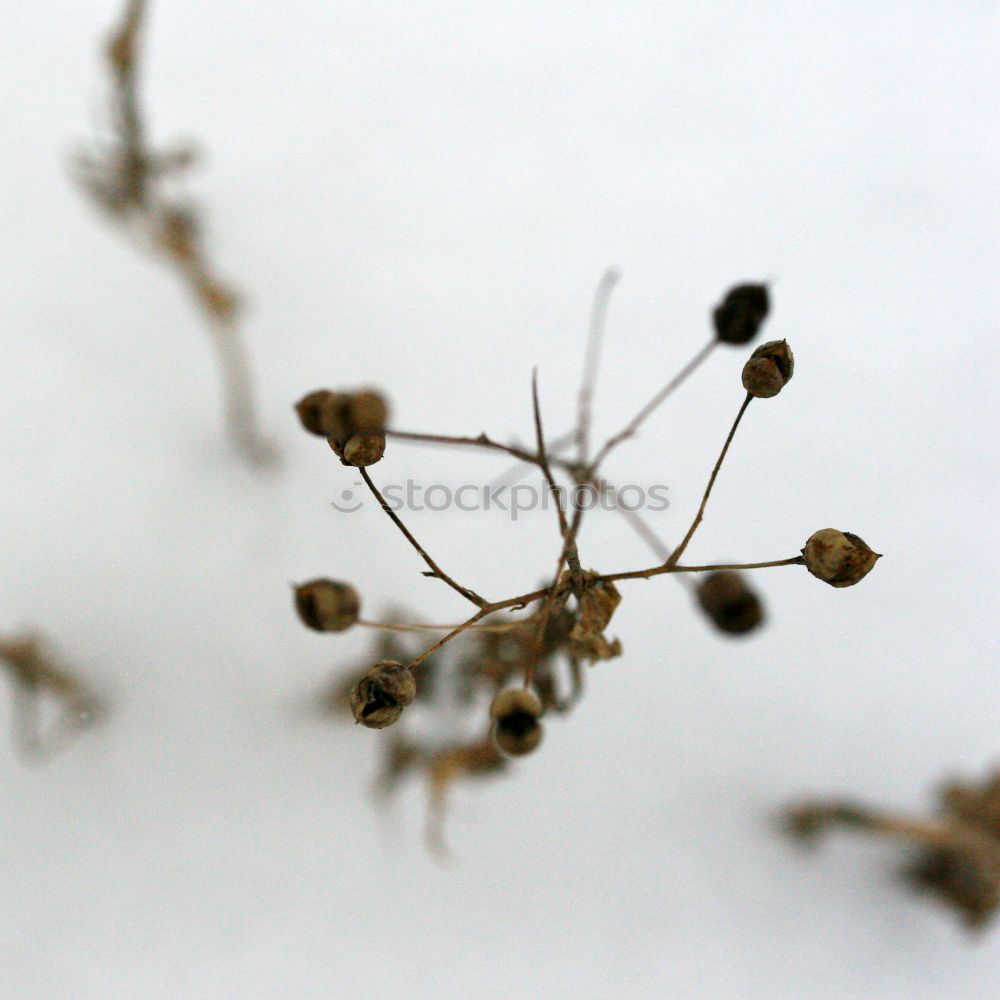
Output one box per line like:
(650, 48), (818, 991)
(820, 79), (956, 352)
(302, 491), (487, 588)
(588, 339), (717, 472)
(665, 392), (753, 568)
(408, 609), (491, 671)
(386, 430), (542, 467)
(532, 370), (571, 542)
(585, 473), (696, 590)
(81, 0), (277, 471)
(204, 315), (277, 467)
(597, 556), (804, 585)
(358, 617), (533, 635)
(787, 801), (974, 852)
(576, 268), (620, 463)
(405, 584), (562, 672)
(358, 467), (487, 608)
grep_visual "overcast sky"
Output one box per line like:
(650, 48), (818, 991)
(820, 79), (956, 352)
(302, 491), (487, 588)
(1, 2), (998, 997)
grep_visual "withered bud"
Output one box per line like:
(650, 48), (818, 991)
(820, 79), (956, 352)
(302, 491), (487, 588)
(490, 688), (543, 757)
(294, 578), (361, 632)
(348, 391), (389, 434)
(332, 432), (386, 468)
(696, 571), (764, 635)
(295, 390), (354, 438)
(567, 573), (623, 663)
(802, 529), (881, 588)
(906, 841), (1000, 929)
(350, 660), (417, 729)
(713, 284), (770, 345)
(742, 339), (794, 398)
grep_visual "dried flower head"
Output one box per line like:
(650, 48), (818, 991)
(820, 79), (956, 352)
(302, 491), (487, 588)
(298, 271), (882, 853)
(490, 688), (543, 756)
(296, 389), (389, 442)
(802, 529), (880, 588)
(713, 283), (770, 345)
(294, 579), (361, 632)
(350, 660), (417, 729)
(742, 339), (794, 398)
(696, 571), (764, 635)
(785, 767), (1000, 929)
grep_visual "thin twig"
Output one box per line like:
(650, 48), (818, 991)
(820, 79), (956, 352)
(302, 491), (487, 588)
(358, 467), (487, 607)
(358, 617), (534, 635)
(588, 339), (717, 473)
(532, 370), (571, 542)
(405, 583), (564, 671)
(597, 556), (804, 585)
(665, 392), (753, 567)
(386, 430), (542, 467)
(576, 267), (621, 463)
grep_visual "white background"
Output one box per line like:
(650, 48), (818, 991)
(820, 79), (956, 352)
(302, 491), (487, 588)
(1, 2), (998, 997)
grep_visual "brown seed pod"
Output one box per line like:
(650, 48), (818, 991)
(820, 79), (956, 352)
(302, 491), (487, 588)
(696, 571), (764, 635)
(348, 391), (389, 434)
(294, 578), (361, 632)
(295, 390), (334, 436)
(802, 529), (881, 588)
(742, 339), (794, 398)
(350, 660), (417, 729)
(332, 432), (386, 468)
(713, 284), (770, 345)
(490, 688), (543, 757)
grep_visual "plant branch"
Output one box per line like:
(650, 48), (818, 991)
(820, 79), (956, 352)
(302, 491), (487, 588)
(597, 556), (804, 585)
(665, 392), (753, 567)
(358, 467), (487, 608)
(588, 338), (717, 472)
(386, 429), (542, 467)
(576, 267), (620, 463)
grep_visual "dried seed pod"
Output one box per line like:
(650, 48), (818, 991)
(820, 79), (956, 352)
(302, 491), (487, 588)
(490, 688), (543, 757)
(294, 578), (361, 632)
(696, 571), (764, 635)
(332, 432), (386, 468)
(350, 660), (417, 729)
(713, 284), (770, 345)
(802, 529), (880, 588)
(348, 391), (389, 434)
(742, 339), (794, 398)
(295, 390), (334, 436)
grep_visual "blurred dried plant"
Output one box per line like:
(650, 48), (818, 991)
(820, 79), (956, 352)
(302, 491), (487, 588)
(786, 768), (1000, 929)
(74, 0), (276, 467)
(295, 274), (882, 848)
(0, 634), (102, 760)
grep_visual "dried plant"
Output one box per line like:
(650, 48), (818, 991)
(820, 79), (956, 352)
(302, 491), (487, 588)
(295, 274), (882, 846)
(0, 634), (102, 759)
(786, 768), (1000, 929)
(74, 0), (276, 467)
